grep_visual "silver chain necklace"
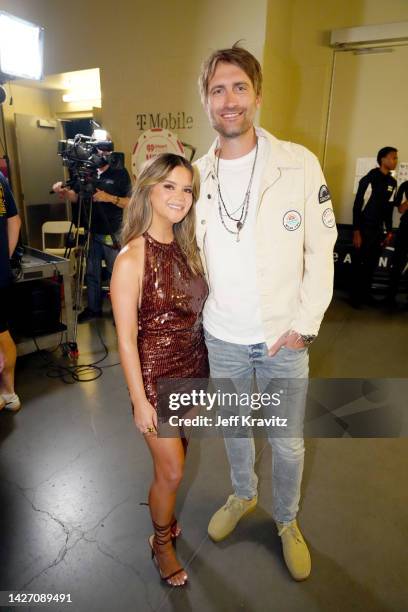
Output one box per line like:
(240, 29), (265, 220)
(216, 139), (259, 242)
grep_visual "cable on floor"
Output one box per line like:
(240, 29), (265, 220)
(32, 321), (120, 384)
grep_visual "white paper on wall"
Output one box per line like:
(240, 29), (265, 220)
(353, 157), (377, 194)
(397, 162), (408, 187)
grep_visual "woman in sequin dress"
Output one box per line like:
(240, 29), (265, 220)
(111, 154), (208, 587)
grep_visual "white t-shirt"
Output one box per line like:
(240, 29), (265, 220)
(203, 139), (266, 344)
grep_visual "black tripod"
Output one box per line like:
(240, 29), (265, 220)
(71, 191), (94, 349)
(63, 186), (120, 358)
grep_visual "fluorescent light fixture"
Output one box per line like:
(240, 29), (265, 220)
(62, 91), (100, 102)
(0, 11), (44, 80)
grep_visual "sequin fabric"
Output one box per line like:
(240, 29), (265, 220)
(137, 232), (209, 411)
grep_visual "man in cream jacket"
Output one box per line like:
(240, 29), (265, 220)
(195, 44), (337, 581)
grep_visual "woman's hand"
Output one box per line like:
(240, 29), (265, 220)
(133, 398), (158, 435)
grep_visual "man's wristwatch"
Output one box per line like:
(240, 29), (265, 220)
(299, 334), (316, 346)
(289, 330), (316, 346)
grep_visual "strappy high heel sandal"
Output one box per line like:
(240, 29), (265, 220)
(141, 503), (181, 540)
(170, 516), (182, 540)
(148, 520), (187, 586)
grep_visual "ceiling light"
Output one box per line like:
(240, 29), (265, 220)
(0, 11), (44, 80)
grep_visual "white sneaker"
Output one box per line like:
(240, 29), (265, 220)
(2, 393), (21, 412)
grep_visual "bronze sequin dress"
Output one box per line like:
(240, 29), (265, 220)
(137, 232), (209, 414)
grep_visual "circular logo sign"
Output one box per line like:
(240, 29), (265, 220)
(132, 128), (185, 177)
(322, 208), (336, 228)
(283, 210), (302, 231)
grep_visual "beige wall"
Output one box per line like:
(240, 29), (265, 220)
(2, 0), (408, 166)
(260, 0), (294, 140)
(1, 0), (267, 178)
(261, 0), (408, 161)
(2, 0), (408, 215)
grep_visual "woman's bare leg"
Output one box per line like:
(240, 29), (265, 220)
(144, 434), (188, 586)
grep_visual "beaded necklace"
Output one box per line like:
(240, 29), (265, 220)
(216, 139), (259, 242)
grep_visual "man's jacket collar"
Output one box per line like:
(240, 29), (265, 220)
(202, 127), (302, 181)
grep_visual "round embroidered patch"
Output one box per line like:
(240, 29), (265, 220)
(283, 210), (302, 231)
(322, 208), (335, 228)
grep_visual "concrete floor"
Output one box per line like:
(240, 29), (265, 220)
(1, 292), (407, 612)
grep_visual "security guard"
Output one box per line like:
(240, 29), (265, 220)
(351, 146), (398, 307)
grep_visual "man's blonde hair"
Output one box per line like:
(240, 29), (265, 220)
(198, 42), (262, 105)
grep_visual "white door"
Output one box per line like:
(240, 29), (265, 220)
(14, 113), (65, 246)
(324, 45), (408, 225)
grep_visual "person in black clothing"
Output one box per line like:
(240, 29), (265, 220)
(0, 171), (22, 412)
(53, 153), (131, 322)
(351, 146), (398, 307)
(386, 180), (408, 306)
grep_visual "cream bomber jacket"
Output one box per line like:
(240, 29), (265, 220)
(194, 127), (338, 348)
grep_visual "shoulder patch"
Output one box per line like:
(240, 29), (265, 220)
(318, 184), (331, 204)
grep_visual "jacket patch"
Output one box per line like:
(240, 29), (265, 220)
(283, 210), (302, 231)
(318, 185), (331, 204)
(322, 208), (335, 228)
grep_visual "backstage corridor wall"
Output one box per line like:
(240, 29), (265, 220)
(261, 0), (408, 162)
(0, 0), (268, 174)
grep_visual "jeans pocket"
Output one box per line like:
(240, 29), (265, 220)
(281, 345), (308, 353)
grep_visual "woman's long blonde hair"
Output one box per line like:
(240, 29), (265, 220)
(121, 153), (203, 274)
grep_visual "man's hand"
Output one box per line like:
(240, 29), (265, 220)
(353, 229), (362, 249)
(52, 181), (77, 203)
(382, 231), (393, 247)
(268, 330), (306, 357)
(93, 188), (112, 203)
(398, 200), (408, 215)
(52, 181), (64, 190)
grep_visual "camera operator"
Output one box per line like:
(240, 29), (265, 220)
(0, 170), (22, 412)
(52, 149), (131, 323)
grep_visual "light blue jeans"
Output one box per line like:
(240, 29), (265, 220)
(204, 329), (309, 524)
